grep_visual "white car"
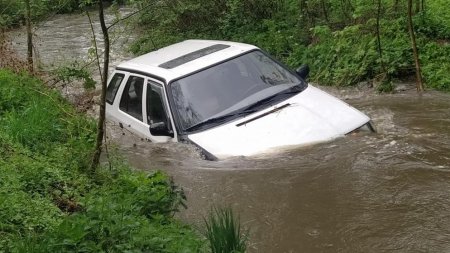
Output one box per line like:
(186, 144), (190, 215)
(106, 40), (373, 160)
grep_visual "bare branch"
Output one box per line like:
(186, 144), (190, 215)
(86, 11), (103, 84)
(407, 0), (425, 92)
(91, 0), (111, 171)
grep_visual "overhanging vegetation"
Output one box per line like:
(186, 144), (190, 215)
(130, 0), (450, 91)
(0, 69), (205, 252)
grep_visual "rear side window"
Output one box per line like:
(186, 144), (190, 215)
(119, 76), (144, 121)
(106, 73), (125, 104)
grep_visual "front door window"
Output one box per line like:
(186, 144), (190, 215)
(119, 76), (144, 121)
(146, 81), (168, 126)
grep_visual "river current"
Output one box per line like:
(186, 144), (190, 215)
(9, 9), (450, 253)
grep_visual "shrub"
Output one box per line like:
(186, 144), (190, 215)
(420, 42), (450, 91)
(130, 0), (450, 91)
(53, 61), (96, 90)
(0, 70), (205, 252)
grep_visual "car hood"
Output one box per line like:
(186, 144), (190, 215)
(187, 85), (370, 159)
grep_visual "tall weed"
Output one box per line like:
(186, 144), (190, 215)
(204, 207), (247, 253)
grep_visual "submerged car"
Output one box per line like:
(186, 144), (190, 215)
(106, 40), (373, 160)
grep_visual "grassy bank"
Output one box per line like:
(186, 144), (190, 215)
(130, 0), (450, 91)
(0, 69), (204, 252)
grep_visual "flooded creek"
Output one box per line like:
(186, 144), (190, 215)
(122, 90), (450, 252)
(9, 10), (450, 253)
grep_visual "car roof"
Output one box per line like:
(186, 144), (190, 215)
(116, 40), (258, 82)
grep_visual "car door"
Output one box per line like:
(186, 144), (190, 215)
(145, 79), (175, 142)
(115, 73), (151, 138)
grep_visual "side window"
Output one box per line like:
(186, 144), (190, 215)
(119, 76), (144, 121)
(146, 81), (168, 125)
(106, 73), (125, 104)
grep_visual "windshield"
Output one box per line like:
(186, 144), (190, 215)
(170, 50), (307, 132)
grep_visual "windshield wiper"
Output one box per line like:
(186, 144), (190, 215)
(240, 86), (301, 112)
(185, 109), (257, 132)
(185, 86), (301, 133)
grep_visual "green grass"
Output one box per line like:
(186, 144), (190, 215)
(204, 207), (247, 253)
(0, 69), (205, 252)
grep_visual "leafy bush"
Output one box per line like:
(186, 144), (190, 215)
(53, 61), (96, 90)
(420, 42), (450, 90)
(12, 169), (203, 253)
(416, 0), (450, 40)
(297, 25), (379, 86)
(0, 0), (24, 27)
(130, 0), (450, 91)
(0, 69), (205, 252)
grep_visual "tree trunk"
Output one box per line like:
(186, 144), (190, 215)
(299, 0), (313, 30)
(415, 0), (421, 14)
(91, 0), (110, 171)
(340, 0), (351, 24)
(25, 0), (33, 72)
(376, 0), (385, 73)
(407, 0), (424, 92)
(321, 0), (330, 24)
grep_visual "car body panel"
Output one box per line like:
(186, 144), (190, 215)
(117, 40), (257, 82)
(187, 85), (369, 158)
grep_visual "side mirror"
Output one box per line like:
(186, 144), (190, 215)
(149, 122), (174, 138)
(296, 64), (310, 80)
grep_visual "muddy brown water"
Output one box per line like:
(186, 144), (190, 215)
(118, 90), (450, 253)
(9, 10), (450, 253)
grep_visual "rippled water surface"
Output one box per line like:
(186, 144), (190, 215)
(9, 11), (450, 252)
(9, 7), (136, 78)
(121, 91), (450, 253)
